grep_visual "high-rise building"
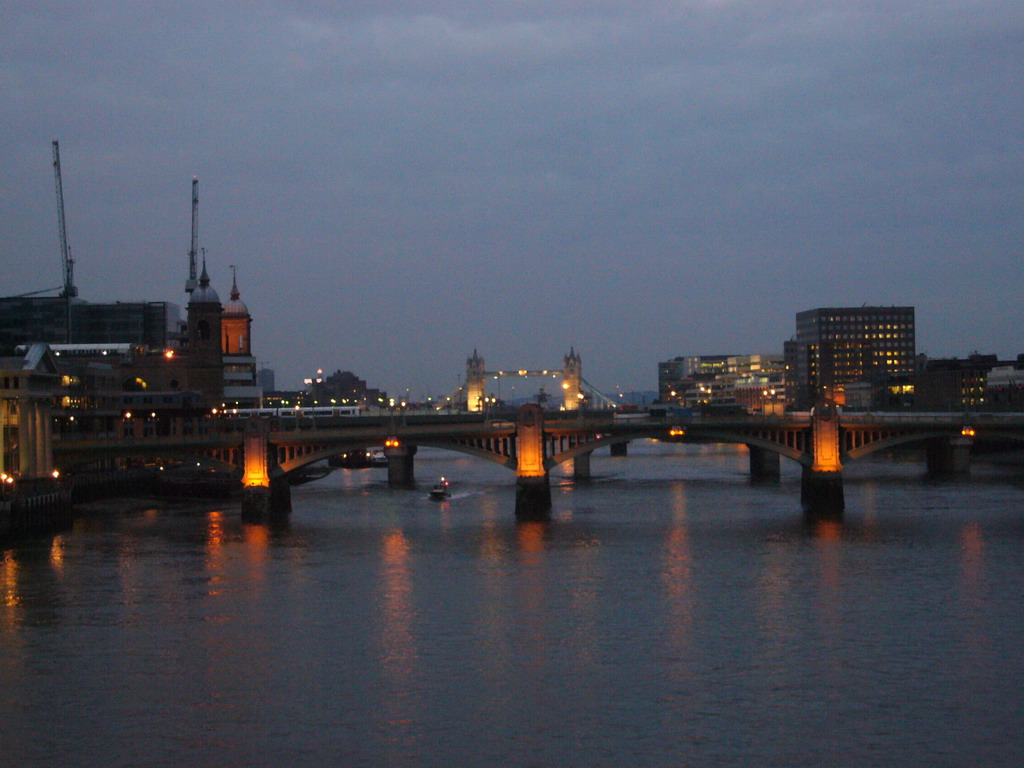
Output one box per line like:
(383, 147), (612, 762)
(0, 296), (179, 350)
(793, 306), (915, 409)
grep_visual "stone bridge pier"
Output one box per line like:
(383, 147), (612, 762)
(801, 401), (844, 517)
(384, 440), (417, 489)
(516, 404), (551, 519)
(572, 451), (591, 481)
(926, 435), (973, 476)
(241, 418), (290, 520)
(747, 445), (781, 481)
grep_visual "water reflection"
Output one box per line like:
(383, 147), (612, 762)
(49, 536), (66, 579)
(516, 520), (548, 558)
(517, 520), (549, 672)
(662, 484), (694, 661)
(1, 447), (1022, 766)
(205, 510), (227, 597)
(377, 528), (420, 756)
(241, 522), (269, 585)
(957, 522), (991, 672)
(2, 549), (20, 617)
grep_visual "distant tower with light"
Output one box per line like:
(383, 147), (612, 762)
(221, 266), (261, 407)
(466, 349), (486, 412)
(562, 347), (582, 410)
(221, 266), (251, 355)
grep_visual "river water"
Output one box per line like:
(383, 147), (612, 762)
(1, 442), (1022, 767)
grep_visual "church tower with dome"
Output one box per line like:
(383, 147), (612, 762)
(185, 259), (225, 402)
(219, 266), (261, 408)
(222, 268), (252, 356)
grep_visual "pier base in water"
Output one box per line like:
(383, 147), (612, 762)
(748, 445), (781, 481)
(385, 444), (418, 489)
(926, 437), (972, 477)
(800, 468), (844, 518)
(241, 478), (291, 522)
(515, 476), (551, 520)
(573, 453), (591, 482)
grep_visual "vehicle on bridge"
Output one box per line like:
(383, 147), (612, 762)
(223, 406), (361, 418)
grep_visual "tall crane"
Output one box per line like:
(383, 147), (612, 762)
(185, 177), (199, 294)
(51, 140), (77, 298)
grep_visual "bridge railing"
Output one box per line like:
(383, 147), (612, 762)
(840, 411), (1024, 424)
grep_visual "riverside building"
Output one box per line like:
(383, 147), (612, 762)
(792, 306), (916, 409)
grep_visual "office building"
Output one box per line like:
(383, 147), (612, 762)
(793, 306), (916, 409)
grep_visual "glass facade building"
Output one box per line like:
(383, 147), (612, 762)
(0, 297), (179, 350)
(793, 306), (916, 409)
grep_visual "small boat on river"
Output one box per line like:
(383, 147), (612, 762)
(429, 477), (451, 501)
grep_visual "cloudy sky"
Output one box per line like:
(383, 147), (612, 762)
(3, 1), (1022, 397)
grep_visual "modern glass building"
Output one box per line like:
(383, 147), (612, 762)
(793, 306), (916, 409)
(0, 297), (179, 350)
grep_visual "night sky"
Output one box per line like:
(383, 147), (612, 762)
(3, 2), (1022, 397)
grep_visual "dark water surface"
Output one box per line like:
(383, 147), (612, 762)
(2, 443), (1023, 767)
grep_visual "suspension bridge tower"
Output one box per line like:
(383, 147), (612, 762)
(562, 347), (582, 410)
(466, 349), (486, 412)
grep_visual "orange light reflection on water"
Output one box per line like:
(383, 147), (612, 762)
(516, 520), (549, 672)
(662, 484), (694, 657)
(379, 529), (418, 680)
(377, 528), (420, 754)
(658, 482), (696, 702)
(811, 515), (843, 713)
(242, 523), (269, 573)
(50, 535), (65, 578)
(957, 522), (991, 671)
(2, 550), (20, 615)
(517, 520), (546, 557)
(205, 510), (227, 596)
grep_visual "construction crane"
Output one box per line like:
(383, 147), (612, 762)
(185, 177), (198, 294)
(51, 140), (77, 298)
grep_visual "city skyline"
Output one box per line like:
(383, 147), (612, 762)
(3, 2), (1022, 395)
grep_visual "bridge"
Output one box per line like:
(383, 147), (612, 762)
(463, 348), (614, 411)
(47, 403), (1024, 520)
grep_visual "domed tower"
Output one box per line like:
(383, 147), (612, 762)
(186, 258), (224, 404)
(221, 267), (251, 356)
(187, 259), (222, 360)
(220, 266), (261, 408)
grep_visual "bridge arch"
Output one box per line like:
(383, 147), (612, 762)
(691, 428), (810, 466)
(272, 437), (519, 479)
(55, 448), (240, 476)
(545, 433), (632, 468)
(842, 428), (961, 462)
